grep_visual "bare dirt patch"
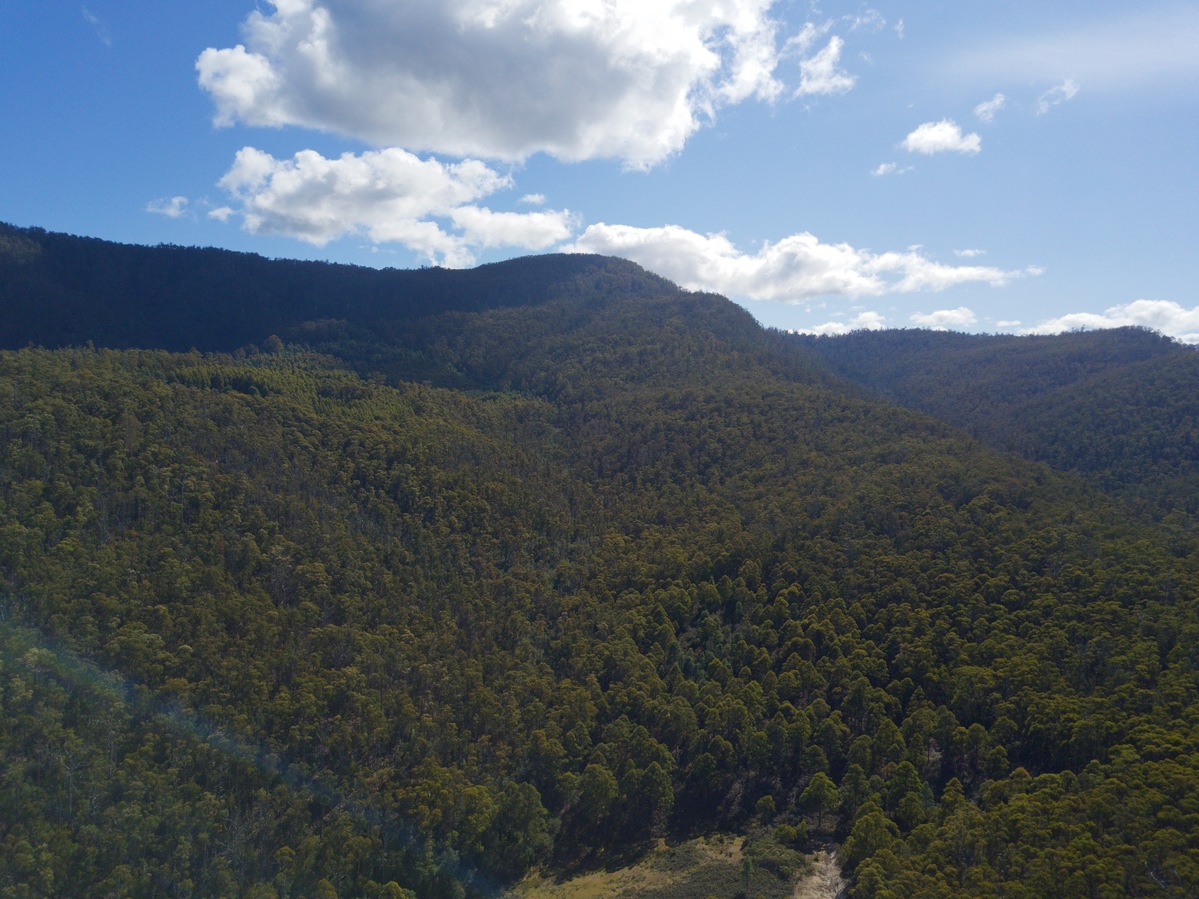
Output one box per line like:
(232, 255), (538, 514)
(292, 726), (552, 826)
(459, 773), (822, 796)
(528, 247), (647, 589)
(791, 849), (845, 899)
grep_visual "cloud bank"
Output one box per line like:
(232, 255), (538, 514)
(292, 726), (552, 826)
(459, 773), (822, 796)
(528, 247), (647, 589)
(1025, 300), (1199, 344)
(910, 306), (978, 328)
(794, 310), (887, 336)
(196, 0), (844, 168)
(567, 224), (1033, 302)
(216, 146), (575, 266)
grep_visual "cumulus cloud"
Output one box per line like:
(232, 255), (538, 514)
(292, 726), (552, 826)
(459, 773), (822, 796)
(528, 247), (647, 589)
(902, 120), (981, 155)
(215, 146), (575, 266)
(910, 306), (978, 329)
(449, 206), (578, 250)
(974, 93), (1005, 123)
(793, 310), (887, 336)
(196, 0), (835, 168)
(566, 223), (1034, 302)
(145, 196), (189, 218)
(1036, 78), (1079, 114)
(1023, 299), (1199, 344)
(872, 162), (912, 177)
(954, 248), (986, 258)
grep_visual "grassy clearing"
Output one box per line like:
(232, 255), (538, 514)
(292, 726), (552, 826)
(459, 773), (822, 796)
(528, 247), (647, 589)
(508, 830), (816, 899)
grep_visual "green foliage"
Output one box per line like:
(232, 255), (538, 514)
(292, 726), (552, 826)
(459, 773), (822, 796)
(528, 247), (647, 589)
(800, 773), (839, 830)
(798, 327), (1199, 524)
(0, 228), (1198, 896)
(0, 623), (453, 898)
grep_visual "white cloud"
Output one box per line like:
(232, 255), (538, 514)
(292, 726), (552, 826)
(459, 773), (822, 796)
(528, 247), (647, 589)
(566, 223), (1033, 302)
(199, 44), (286, 128)
(145, 196), (189, 218)
(954, 248), (986, 258)
(996, 319), (1022, 328)
(1022, 299), (1199, 344)
(796, 35), (855, 96)
(1036, 78), (1079, 114)
(853, 310), (887, 329)
(449, 206), (577, 250)
(902, 120), (981, 155)
(910, 306), (978, 329)
(872, 162), (912, 176)
(794, 310), (887, 336)
(974, 93), (1005, 123)
(208, 206), (235, 223)
(215, 146), (575, 266)
(197, 0), (834, 168)
(519, 194), (546, 206)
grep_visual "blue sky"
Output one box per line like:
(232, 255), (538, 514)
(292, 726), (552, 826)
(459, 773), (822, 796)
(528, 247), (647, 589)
(3, 2), (1198, 339)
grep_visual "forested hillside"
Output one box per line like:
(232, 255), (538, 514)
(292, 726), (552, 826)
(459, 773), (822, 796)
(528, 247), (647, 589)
(798, 328), (1199, 522)
(0, 223), (669, 353)
(2, 225), (1198, 897)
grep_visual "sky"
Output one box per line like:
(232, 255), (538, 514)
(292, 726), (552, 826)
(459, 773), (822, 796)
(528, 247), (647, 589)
(3, 2), (1198, 340)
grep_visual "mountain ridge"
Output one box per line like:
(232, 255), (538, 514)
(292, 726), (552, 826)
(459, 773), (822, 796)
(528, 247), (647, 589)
(0, 221), (677, 353)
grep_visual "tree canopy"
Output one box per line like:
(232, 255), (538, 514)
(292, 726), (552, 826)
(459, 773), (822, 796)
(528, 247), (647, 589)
(2, 225), (1198, 897)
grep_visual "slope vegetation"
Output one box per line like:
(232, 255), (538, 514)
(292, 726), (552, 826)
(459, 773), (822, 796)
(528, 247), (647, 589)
(1, 227), (1198, 897)
(798, 328), (1199, 521)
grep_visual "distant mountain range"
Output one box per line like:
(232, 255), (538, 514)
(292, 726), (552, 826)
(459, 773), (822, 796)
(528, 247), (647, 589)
(1, 222), (1197, 897)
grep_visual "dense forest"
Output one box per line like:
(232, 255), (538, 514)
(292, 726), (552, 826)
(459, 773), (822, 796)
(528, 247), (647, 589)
(1, 223), (1198, 897)
(797, 328), (1199, 523)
